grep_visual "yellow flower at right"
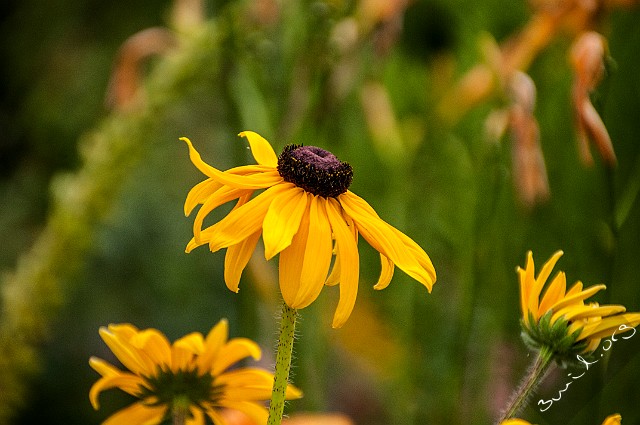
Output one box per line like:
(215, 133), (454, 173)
(518, 251), (640, 359)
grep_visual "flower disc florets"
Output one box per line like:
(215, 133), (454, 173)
(277, 144), (353, 198)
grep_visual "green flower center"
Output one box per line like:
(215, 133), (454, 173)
(277, 144), (353, 198)
(140, 367), (223, 410)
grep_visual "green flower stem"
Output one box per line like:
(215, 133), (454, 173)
(497, 346), (554, 424)
(267, 303), (298, 425)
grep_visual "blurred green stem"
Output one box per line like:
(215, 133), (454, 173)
(497, 346), (554, 423)
(267, 303), (298, 425)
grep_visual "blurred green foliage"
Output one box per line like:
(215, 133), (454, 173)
(1, 0), (639, 424)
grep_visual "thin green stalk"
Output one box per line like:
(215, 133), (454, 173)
(497, 346), (554, 423)
(267, 303), (298, 425)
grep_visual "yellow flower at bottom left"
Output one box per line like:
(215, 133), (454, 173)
(89, 320), (302, 425)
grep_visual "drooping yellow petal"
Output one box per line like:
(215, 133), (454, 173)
(181, 137), (283, 189)
(102, 401), (166, 425)
(388, 224), (436, 289)
(339, 191), (432, 289)
(239, 131), (279, 167)
(373, 254), (395, 290)
(186, 194), (252, 253)
(89, 373), (147, 409)
(279, 203), (310, 307)
(292, 196), (334, 309)
(224, 230), (262, 293)
(325, 242), (341, 287)
(89, 357), (122, 378)
(204, 184), (289, 253)
(326, 198), (360, 328)
(500, 420), (533, 425)
(184, 178), (222, 216)
(212, 338), (262, 376)
(262, 187), (308, 260)
(192, 185), (254, 244)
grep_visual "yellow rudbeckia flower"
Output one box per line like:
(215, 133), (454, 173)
(518, 250), (640, 359)
(181, 131), (436, 328)
(89, 320), (301, 425)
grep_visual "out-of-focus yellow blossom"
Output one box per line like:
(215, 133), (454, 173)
(89, 320), (301, 425)
(518, 251), (640, 360)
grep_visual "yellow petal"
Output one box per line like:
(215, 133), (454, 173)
(217, 401), (268, 425)
(181, 137), (282, 188)
(549, 284), (606, 313)
(239, 131), (278, 167)
(538, 270), (567, 316)
(216, 367), (273, 387)
(535, 251), (563, 289)
(129, 329), (172, 367)
(212, 338), (262, 376)
(292, 196), (333, 309)
(224, 230), (262, 293)
(552, 304), (625, 325)
(99, 327), (152, 376)
(186, 407), (205, 425)
(89, 373), (146, 409)
(204, 408), (227, 425)
(601, 414), (622, 425)
(205, 184), (289, 253)
(566, 280), (584, 296)
(339, 192), (433, 289)
(174, 332), (205, 355)
(89, 357), (122, 377)
(577, 313), (640, 342)
(184, 178), (222, 216)
(197, 320), (228, 374)
(279, 204), (310, 307)
(373, 254), (395, 290)
(389, 224), (436, 289)
(326, 198), (360, 328)
(517, 266), (529, 323)
(102, 401), (166, 425)
(325, 242), (341, 287)
(171, 333), (202, 373)
(262, 187), (308, 260)
(192, 185), (254, 245)
(500, 420), (533, 425)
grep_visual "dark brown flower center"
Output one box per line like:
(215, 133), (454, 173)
(277, 145), (353, 198)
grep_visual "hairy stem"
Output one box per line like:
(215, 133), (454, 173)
(497, 346), (554, 423)
(267, 303), (298, 425)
